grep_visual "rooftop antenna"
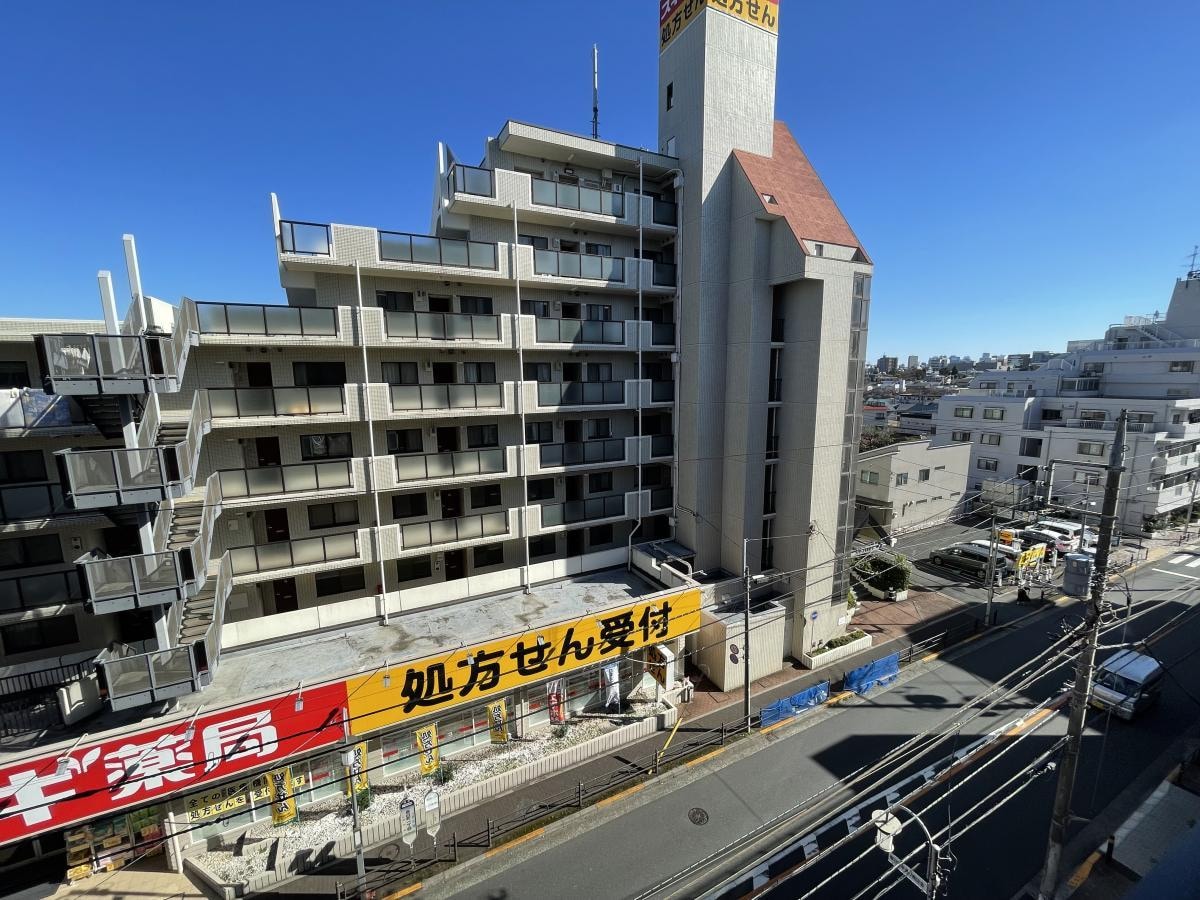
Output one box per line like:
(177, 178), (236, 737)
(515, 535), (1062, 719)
(592, 43), (599, 139)
(1187, 244), (1199, 280)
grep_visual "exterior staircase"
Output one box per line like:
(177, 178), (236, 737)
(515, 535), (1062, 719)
(165, 495), (218, 648)
(75, 396), (126, 439)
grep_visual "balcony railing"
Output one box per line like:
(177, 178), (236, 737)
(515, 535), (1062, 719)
(652, 199), (678, 227)
(530, 178), (625, 217)
(1060, 378), (1101, 392)
(208, 386), (345, 418)
(537, 381), (625, 407)
(378, 231), (499, 270)
(58, 448), (169, 506)
(218, 459), (354, 499)
(0, 482), (65, 522)
(652, 262), (677, 287)
(650, 434), (674, 458)
(651, 322), (676, 346)
(0, 391), (84, 430)
(539, 439), (626, 468)
(386, 311), (501, 342)
(0, 569), (83, 613)
(449, 164), (496, 198)
(651, 381), (675, 403)
(389, 383), (504, 412)
(97, 645), (198, 709)
(229, 531), (359, 576)
(400, 512), (508, 549)
(78, 550), (182, 613)
(540, 495), (625, 527)
(535, 318), (624, 345)
(197, 302), (338, 337)
(396, 449), (506, 482)
(279, 220), (331, 256)
(37, 333), (176, 390)
(533, 250), (625, 281)
(649, 487), (673, 512)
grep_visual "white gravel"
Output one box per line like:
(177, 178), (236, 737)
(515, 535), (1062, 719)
(193, 697), (666, 885)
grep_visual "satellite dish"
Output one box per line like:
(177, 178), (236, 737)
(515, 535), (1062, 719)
(871, 809), (903, 852)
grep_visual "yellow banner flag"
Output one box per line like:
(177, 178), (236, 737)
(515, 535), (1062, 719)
(268, 766), (297, 827)
(415, 722), (440, 776)
(487, 700), (508, 744)
(343, 741), (370, 797)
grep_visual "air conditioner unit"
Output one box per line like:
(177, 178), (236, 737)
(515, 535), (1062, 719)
(611, 183), (622, 193)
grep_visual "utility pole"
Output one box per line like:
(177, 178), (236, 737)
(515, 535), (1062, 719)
(741, 540), (752, 735)
(1038, 409), (1127, 899)
(1184, 473), (1198, 542)
(983, 511), (999, 627)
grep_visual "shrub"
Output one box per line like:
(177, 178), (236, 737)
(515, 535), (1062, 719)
(811, 629), (868, 656)
(852, 552), (911, 593)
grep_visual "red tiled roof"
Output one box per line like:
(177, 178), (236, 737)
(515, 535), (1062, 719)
(733, 121), (871, 264)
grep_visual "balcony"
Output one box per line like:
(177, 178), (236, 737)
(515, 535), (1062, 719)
(395, 449), (507, 483)
(56, 447), (173, 509)
(196, 302), (339, 339)
(650, 322), (676, 347)
(449, 163), (496, 198)
(96, 645), (200, 711)
(230, 531), (359, 577)
(1059, 377), (1101, 395)
(539, 494), (625, 528)
(378, 231), (498, 270)
(0, 569), (83, 613)
(536, 381), (625, 408)
(652, 262), (677, 288)
(35, 333), (179, 396)
(534, 317), (625, 346)
(649, 487), (673, 512)
(538, 438), (627, 469)
(385, 311), (502, 343)
(533, 249), (625, 282)
(217, 459), (355, 500)
(652, 199), (678, 227)
(0, 391), (86, 433)
(0, 482), (66, 523)
(649, 434), (674, 459)
(77, 550), (184, 614)
(531, 177), (625, 217)
(399, 511), (509, 550)
(650, 381), (675, 404)
(208, 385), (346, 419)
(389, 383), (505, 413)
(279, 220), (332, 256)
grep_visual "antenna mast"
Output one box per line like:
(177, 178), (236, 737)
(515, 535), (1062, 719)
(592, 44), (599, 139)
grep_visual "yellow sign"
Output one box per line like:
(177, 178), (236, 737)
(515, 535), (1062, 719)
(660, 0), (780, 53)
(184, 773), (306, 823)
(343, 741), (370, 797)
(1017, 544), (1046, 569)
(487, 700), (508, 744)
(346, 590), (701, 736)
(268, 766), (297, 827)
(415, 722), (440, 776)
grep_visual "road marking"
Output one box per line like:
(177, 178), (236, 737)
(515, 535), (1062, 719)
(484, 827), (544, 857)
(384, 883), (423, 899)
(684, 748), (726, 769)
(1185, 557), (1200, 568)
(825, 690), (854, 707)
(596, 783), (645, 807)
(1169, 554), (1191, 564)
(1152, 567), (1200, 581)
(1066, 850), (1101, 889)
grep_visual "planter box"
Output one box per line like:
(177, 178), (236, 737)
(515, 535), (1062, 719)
(863, 584), (908, 602)
(801, 632), (873, 669)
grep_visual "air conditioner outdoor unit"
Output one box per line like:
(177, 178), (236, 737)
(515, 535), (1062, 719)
(611, 183), (622, 193)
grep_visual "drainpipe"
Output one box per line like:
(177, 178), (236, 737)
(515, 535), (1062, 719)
(627, 159), (645, 568)
(668, 170), (683, 541)
(355, 263), (390, 623)
(513, 204), (531, 593)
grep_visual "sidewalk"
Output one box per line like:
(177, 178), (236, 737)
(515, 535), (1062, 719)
(12, 857), (204, 900)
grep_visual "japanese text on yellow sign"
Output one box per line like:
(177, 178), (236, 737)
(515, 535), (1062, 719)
(346, 589), (701, 735)
(660, 0), (780, 53)
(343, 741), (370, 797)
(268, 766), (297, 827)
(1017, 544), (1046, 569)
(415, 723), (440, 776)
(488, 700), (508, 744)
(184, 773), (305, 823)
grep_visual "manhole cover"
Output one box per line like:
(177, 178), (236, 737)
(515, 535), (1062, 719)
(688, 807), (710, 826)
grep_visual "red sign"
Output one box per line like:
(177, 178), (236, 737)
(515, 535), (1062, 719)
(0, 682), (348, 846)
(660, 0), (686, 25)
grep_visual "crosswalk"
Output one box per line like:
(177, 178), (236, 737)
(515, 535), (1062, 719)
(1166, 553), (1200, 568)
(1153, 553), (1200, 579)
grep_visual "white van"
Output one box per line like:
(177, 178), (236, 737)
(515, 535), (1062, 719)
(1091, 650), (1164, 720)
(1035, 520), (1083, 551)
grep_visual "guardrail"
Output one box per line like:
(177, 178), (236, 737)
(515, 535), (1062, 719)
(539, 439), (626, 468)
(0, 569), (83, 613)
(196, 302), (338, 337)
(449, 163), (496, 198)
(78, 550), (182, 612)
(0, 658), (94, 699)
(400, 512), (509, 549)
(535, 318), (624, 345)
(218, 459), (354, 499)
(58, 447), (169, 504)
(540, 495), (625, 527)
(0, 391), (83, 430)
(37, 333), (177, 386)
(389, 383), (504, 412)
(533, 249), (625, 281)
(531, 177), (625, 217)
(395, 449), (506, 482)
(378, 231), (499, 270)
(0, 482), (65, 522)
(385, 311), (501, 342)
(537, 381), (624, 407)
(279, 220), (332, 256)
(650, 434), (674, 458)
(208, 386), (345, 418)
(229, 531), (359, 576)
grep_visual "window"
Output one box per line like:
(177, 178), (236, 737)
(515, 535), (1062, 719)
(588, 472), (613, 493)
(300, 432), (352, 461)
(0, 451), (46, 484)
(980, 433), (1001, 446)
(518, 234), (549, 250)
(463, 362), (496, 384)
(392, 493), (428, 519)
(588, 418), (612, 439)
(1041, 408), (1063, 421)
(473, 544), (504, 568)
(293, 361), (346, 387)
(527, 478), (555, 501)
(523, 300), (551, 317)
(0, 362), (30, 389)
(1170, 361), (1194, 373)
(584, 242), (611, 257)
(586, 305), (612, 321)
(586, 362), (612, 382)
(860, 470), (880, 485)
(761, 193), (777, 205)
(526, 421), (553, 444)
(953, 407), (974, 418)
(387, 429), (422, 455)
(396, 556), (433, 583)
(315, 567), (366, 598)
(1079, 410), (1106, 421)
(919, 469), (930, 482)
(1077, 441), (1105, 457)
(982, 408), (1004, 421)
(977, 458), (999, 472)
(530, 534), (557, 558)
(978, 381), (998, 390)
(895, 473), (909, 486)
(1020, 437), (1044, 458)
(1, 616), (79, 655)
(1074, 471), (1101, 486)
(951, 431), (972, 443)
(524, 362), (551, 383)
(665, 81), (673, 110)
(308, 500), (358, 531)
(376, 291), (414, 312)
(470, 484), (502, 508)
(459, 296), (493, 315)
(589, 524), (614, 545)
(466, 425), (498, 448)
(813, 243), (824, 257)
(382, 362), (418, 385)
(0, 535), (62, 571)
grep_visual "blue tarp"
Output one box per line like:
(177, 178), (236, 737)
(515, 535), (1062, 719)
(758, 680), (831, 727)
(845, 652), (900, 694)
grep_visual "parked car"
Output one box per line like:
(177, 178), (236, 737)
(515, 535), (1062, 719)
(1019, 527), (1074, 555)
(1034, 519), (1084, 551)
(929, 543), (1013, 579)
(967, 540), (1023, 566)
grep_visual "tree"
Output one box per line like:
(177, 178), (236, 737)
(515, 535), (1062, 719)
(950, 365), (960, 377)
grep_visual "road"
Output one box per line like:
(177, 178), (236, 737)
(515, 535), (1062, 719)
(434, 549), (1200, 900)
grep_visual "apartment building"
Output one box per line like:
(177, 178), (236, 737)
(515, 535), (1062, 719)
(856, 438), (970, 535)
(931, 274), (1200, 532)
(0, 1), (871, 886)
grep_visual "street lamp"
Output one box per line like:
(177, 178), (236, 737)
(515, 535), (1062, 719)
(870, 804), (943, 898)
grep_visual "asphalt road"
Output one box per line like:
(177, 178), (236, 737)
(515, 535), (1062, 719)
(890, 519), (1030, 605)
(434, 550), (1200, 900)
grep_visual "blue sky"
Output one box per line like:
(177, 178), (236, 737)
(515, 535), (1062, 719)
(1, 1), (1196, 360)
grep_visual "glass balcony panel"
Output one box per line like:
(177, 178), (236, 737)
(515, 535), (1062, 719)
(582, 382), (602, 404)
(197, 304), (228, 333)
(225, 306), (267, 334)
(457, 516), (483, 541)
(445, 314), (474, 340)
(652, 381), (675, 402)
(535, 318), (557, 342)
(315, 461), (351, 490)
(281, 464), (319, 493)
(88, 559), (135, 600)
(229, 547), (258, 575)
(263, 307), (303, 335)
(651, 434), (673, 457)
(104, 656), (152, 697)
(579, 187), (601, 214)
(608, 192), (625, 217)
(423, 385), (451, 409)
(66, 453), (119, 494)
(379, 232), (412, 262)
(310, 386), (344, 414)
(540, 444), (563, 467)
(580, 255), (602, 280)
(415, 312), (446, 339)
(457, 165), (493, 196)
(454, 451), (480, 476)
(96, 337), (146, 378)
(395, 455), (428, 480)
(560, 253), (582, 278)
(603, 321), (623, 343)
(401, 522), (431, 548)
(301, 307), (337, 336)
(429, 519), (457, 544)
(558, 184), (580, 210)
(325, 532), (358, 560)
(468, 242), (496, 269)
(429, 454), (457, 478)
(208, 390), (238, 417)
(271, 387), (308, 415)
(137, 554), (179, 593)
(474, 316), (500, 340)
(446, 384), (474, 408)
(386, 312), (417, 338)
(479, 449), (504, 473)
(531, 179), (556, 205)
(44, 336), (100, 379)
(217, 470), (247, 497)
(537, 383), (558, 406)
(580, 321), (603, 343)
(560, 319), (583, 342)
(476, 384), (502, 407)
(440, 239), (469, 267)
(611, 258), (625, 281)
(151, 648), (194, 689)
(483, 512), (507, 536)
(541, 504), (563, 527)
(232, 389), (271, 416)
(534, 249), (558, 275)
(245, 467), (284, 495)
(283, 222), (331, 256)
(653, 263), (677, 286)
(652, 322), (675, 345)
(653, 199), (678, 226)
(258, 543), (293, 570)
(390, 385), (420, 410)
